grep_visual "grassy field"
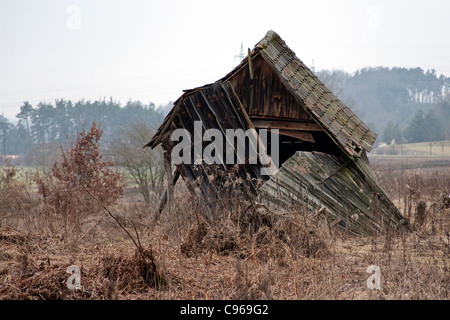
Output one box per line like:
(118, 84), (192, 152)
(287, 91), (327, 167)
(374, 140), (450, 156)
(369, 155), (450, 171)
(1, 156), (449, 300)
(402, 140), (450, 156)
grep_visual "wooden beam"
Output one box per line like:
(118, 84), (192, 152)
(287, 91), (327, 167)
(226, 81), (277, 176)
(248, 48), (254, 80)
(164, 150), (174, 197)
(329, 218), (342, 228)
(278, 130), (315, 143)
(251, 119), (323, 132)
(154, 167), (180, 221)
(317, 158), (352, 186)
(182, 171), (213, 221)
(156, 150), (176, 221)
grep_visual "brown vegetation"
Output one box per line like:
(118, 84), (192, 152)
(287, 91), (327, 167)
(0, 146), (449, 299)
(33, 122), (124, 239)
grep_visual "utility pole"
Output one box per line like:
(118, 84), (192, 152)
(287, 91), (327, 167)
(235, 43), (245, 63)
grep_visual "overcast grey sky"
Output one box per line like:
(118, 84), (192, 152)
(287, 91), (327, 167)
(1, 0), (449, 120)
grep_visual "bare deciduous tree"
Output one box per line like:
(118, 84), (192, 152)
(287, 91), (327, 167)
(107, 122), (165, 205)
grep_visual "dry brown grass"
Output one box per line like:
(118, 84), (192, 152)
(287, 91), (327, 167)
(0, 156), (449, 300)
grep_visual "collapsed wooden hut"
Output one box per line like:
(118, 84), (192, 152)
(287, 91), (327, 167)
(146, 30), (409, 236)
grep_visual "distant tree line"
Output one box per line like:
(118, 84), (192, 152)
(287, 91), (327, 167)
(382, 105), (450, 144)
(317, 67), (450, 144)
(1, 66), (449, 162)
(0, 98), (169, 164)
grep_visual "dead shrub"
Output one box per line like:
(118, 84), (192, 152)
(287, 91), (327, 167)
(0, 242), (167, 300)
(180, 218), (208, 257)
(232, 202), (329, 260)
(231, 259), (268, 300)
(274, 216), (329, 258)
(178, 199), (329, 263)
(0, 226), (29, 245)
(100, 247), (167, 295)
(34, 122), (124, 238)
(180, 217), (239, 257)
(205, 218), (238, 255)
(0, 166), (35, 227)
(0, 253), (92, 300)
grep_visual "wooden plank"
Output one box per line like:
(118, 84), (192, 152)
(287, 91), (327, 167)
(329, 218), (342, 228)
(317, 158), (352, 185)
(163, 150), (174, 216)
(224, 81), (277, 178)
(251, 119), (323, 132)
(278, 130), (315, 143)
(154, 168), (181, 221)
(259, 150), (406, 235)
(247, 48), (254, 80)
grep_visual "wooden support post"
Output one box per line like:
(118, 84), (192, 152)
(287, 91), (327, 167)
(154, 167), (180, 221)
(248, 48), (254, 80)
(153, 150), (178, 221)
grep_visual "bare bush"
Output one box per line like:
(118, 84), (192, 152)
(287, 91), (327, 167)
(107, 122), (165, 206)
(34, 122), (124, 238)
(0, 166), (35, 226)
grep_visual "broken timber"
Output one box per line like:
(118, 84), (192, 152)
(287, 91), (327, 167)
(154, 167), (180, 221)
(147, 30), (410, 235)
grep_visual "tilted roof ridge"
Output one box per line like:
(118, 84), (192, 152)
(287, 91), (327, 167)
(254, 30), (377, 157)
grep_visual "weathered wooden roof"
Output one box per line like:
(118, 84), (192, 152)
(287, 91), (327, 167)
(259, 151), (405, 236)
(155, 81), (271, 215)
(224, 30), (377, 158)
